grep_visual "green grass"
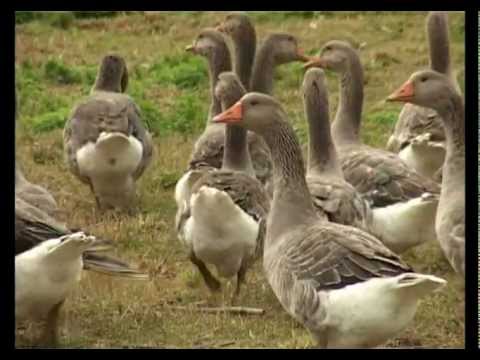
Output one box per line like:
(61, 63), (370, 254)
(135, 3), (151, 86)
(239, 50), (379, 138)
(15, 11), (465, 348)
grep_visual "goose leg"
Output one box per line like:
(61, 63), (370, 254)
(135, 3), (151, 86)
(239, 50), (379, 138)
(232, 263), (248, 304)
(87, 179), (102, 209)
(189, 252), (221, 292)
(40, 300), (64, 347)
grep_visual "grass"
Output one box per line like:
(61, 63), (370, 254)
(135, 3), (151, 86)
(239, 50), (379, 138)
(15, 11), (465, 348)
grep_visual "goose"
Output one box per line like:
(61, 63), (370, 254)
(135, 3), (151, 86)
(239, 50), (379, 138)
(387, 70), (465, 277)
(213, 92), (446, 348)
(302, 68), (440, 253)
(63, 54), (153, 211)
(387, 12), (461, 181)
(304, 41), (440, 250)
(176, 29), (270, 208)
(176, 72), (270, 299)
(15, 211), (148, 346)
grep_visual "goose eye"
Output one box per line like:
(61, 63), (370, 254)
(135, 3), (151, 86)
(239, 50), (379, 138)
(420, 76), (428, 83)
(250, 100), (258, 106)
(198, 34), (204, 39)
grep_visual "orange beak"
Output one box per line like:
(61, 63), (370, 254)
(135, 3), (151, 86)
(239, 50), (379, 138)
(303, 56), (326, 69)
(387, 81), (415, 102)
(296, 48), (310, 62)
(212, 101), (243, 124)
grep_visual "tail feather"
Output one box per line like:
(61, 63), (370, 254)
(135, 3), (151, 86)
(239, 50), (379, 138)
(83, 253), (149, 280)
(394, 273), (447, 298)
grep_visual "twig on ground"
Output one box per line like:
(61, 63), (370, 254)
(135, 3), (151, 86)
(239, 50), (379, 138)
(164, 305), (265, 315)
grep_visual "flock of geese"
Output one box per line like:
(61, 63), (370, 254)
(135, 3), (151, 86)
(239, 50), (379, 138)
(15, 12), (465, 348)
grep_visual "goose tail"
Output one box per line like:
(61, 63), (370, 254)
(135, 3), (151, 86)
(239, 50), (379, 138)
(83, 252), (150, 281)
(394, 272), (447, 298)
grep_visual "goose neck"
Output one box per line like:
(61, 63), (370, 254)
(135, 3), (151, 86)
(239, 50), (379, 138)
(331, 61), (364, 146)
(439, 94), (465, 189)
(222, 124), (255, 176)
(305, 85), (343, 177)
(250, 40), (276, 95)
(260, 118), (318, 245)
(94, 75), (122, 93)
(428, 12), (452, 76)
(232, 26), (256, 91)
(206, 50), (232, 122)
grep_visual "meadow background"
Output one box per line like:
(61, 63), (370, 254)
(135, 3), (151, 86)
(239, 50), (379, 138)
(15, 11), (465, 348)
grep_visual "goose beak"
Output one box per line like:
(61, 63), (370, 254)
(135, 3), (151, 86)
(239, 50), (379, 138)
(212, 101), (243, 124)
(296, 48), (310, 62)
(387, 81), (415, 102)
(185, 44), (195, 53)
(303, 56), (325, 69)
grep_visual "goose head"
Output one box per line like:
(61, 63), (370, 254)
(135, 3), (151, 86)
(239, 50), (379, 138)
(185, 29), (228, 60)
(212, 92), (285, 134)
(214, 72), (246, 108)
(95, 54), (128, 93)
(265, 33), (309, 65)
(304, 40), (357, 73)
(387, 70), (459, 117)
(216, 12), (251, 38)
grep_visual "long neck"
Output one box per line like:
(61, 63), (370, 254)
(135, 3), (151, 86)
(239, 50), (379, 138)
(222, 124), (255, 176)
(438, 94), (465, 194)
(428, 12), (452, 76)
(305, 88), (343, 178)
(331, 59), (364, 146)
(260, 117), (318, 245)
(94, 70), (122, 93)
(232, 26), (256, 91)
(250, 39), (276, 95)
(206, 51), (232, 122)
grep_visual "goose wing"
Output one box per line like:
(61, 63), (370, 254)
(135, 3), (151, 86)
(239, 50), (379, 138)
(282, 222), (412, 291)
(338, 145), (440, 207)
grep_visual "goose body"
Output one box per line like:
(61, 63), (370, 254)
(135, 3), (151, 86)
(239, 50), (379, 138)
(16, 232), (91, 323)
(15, 206), (148, 345)
(265, 224), (446, 348)
(388, 70), (465, 276)
(387, 12), (460, 181)
(213, 92), (446, 348)
(15, 232), (93, 346)
(64, 55), (153, 211)
(180, 178), (264, 278)
(177, 170), (269, 294)
(369, 193), (439, 253)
